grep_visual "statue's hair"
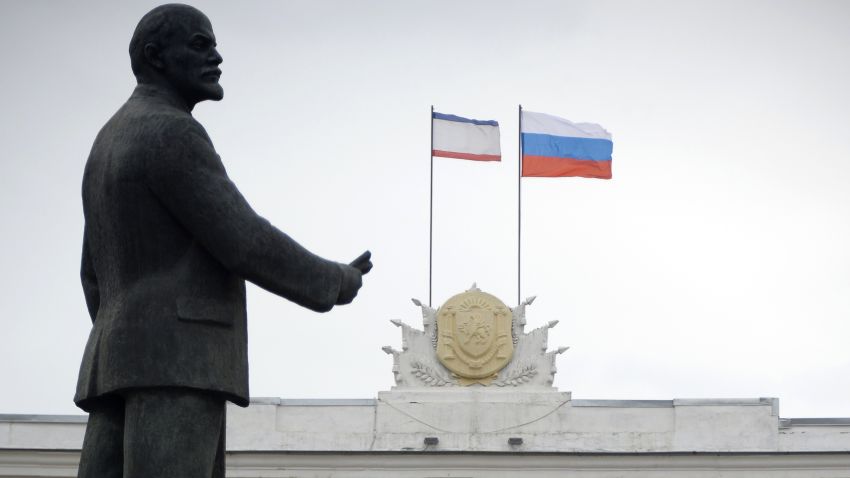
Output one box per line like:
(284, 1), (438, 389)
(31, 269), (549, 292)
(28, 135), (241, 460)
(128, 3), (204, 78)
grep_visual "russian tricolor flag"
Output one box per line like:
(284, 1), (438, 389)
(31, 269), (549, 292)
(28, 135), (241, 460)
(521, 111), (613, 179)
(432, 112), (501, 162)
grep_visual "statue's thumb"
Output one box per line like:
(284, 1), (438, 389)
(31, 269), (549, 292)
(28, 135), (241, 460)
(350, 250), (372, 274)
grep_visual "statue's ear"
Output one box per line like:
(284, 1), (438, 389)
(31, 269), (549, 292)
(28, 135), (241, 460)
(143, 43), (165, 70)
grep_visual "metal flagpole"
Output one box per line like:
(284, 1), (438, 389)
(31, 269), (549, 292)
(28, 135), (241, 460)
(517, 104), (522, 306)
(429, 105), (434, 307)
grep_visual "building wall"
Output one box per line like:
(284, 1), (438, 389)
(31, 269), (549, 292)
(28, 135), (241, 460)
(2, 393), (850, 477)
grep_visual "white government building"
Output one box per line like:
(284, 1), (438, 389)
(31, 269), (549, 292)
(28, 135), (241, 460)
(2, 287), (849, 477)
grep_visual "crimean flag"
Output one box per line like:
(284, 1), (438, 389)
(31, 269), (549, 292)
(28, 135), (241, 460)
(432, 112), (501, 161)
(521, 110), (613, 179)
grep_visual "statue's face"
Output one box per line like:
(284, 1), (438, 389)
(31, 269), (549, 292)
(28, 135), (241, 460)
(160, 12), (223, 104)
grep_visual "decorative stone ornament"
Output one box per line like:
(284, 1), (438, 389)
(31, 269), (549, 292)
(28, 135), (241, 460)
(436, 289), (513, 385)
(383, 284), (569, 389)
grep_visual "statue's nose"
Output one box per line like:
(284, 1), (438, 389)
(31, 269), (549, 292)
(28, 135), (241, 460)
(210, 48), (223, 65)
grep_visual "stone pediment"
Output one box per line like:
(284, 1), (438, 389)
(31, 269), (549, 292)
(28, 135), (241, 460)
(383, 284), (568, 389)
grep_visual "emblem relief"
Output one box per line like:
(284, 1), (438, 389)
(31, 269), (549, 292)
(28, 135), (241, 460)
(384, 285), (568, 389)
(437, 289), (513, 385)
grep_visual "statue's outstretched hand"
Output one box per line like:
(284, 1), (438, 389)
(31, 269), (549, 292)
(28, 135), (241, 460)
(336, 251), (372, 305)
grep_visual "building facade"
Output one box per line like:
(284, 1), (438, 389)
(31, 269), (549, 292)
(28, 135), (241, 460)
(2, 395), (850, 477)
(4, 288), (848, 476)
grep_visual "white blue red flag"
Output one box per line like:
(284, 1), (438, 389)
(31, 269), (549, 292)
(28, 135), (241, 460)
(521, 111), (613, 179)
(432, 112), (501, 162)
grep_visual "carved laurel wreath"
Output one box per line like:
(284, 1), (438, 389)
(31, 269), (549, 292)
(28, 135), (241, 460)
(493, 364), (538, 387)
(410, 361), (454, 387)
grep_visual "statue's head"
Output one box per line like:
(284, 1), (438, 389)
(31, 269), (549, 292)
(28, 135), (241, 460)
(129, 4), (223, 106)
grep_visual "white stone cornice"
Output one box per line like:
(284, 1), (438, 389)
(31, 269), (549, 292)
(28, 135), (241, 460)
(3, 448), (850, 477)
(226, 451), (850, 478)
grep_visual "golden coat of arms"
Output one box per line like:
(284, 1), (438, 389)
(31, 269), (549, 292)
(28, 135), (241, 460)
(436, 289), (513, 385)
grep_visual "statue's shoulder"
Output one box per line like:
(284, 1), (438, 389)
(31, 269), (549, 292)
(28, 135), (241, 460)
(116, 97), (208, 143)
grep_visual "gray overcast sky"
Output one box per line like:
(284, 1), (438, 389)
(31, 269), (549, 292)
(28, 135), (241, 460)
(1, 0), (849, 418)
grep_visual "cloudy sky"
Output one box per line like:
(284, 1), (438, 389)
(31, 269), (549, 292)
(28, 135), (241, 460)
(1, 0), (849, 418)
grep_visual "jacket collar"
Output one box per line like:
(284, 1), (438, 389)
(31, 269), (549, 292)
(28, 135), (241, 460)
(130, 83), (192, 113)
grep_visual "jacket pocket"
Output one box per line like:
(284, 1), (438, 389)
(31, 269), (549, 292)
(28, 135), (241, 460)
(176, 297), (235, 327)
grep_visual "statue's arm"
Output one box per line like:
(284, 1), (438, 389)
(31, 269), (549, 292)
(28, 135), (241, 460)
(145, 118), (344, 312)
(80, 224), (100, 322)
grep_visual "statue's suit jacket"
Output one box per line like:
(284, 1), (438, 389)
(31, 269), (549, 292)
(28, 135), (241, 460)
(75, 85), (343, 411)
